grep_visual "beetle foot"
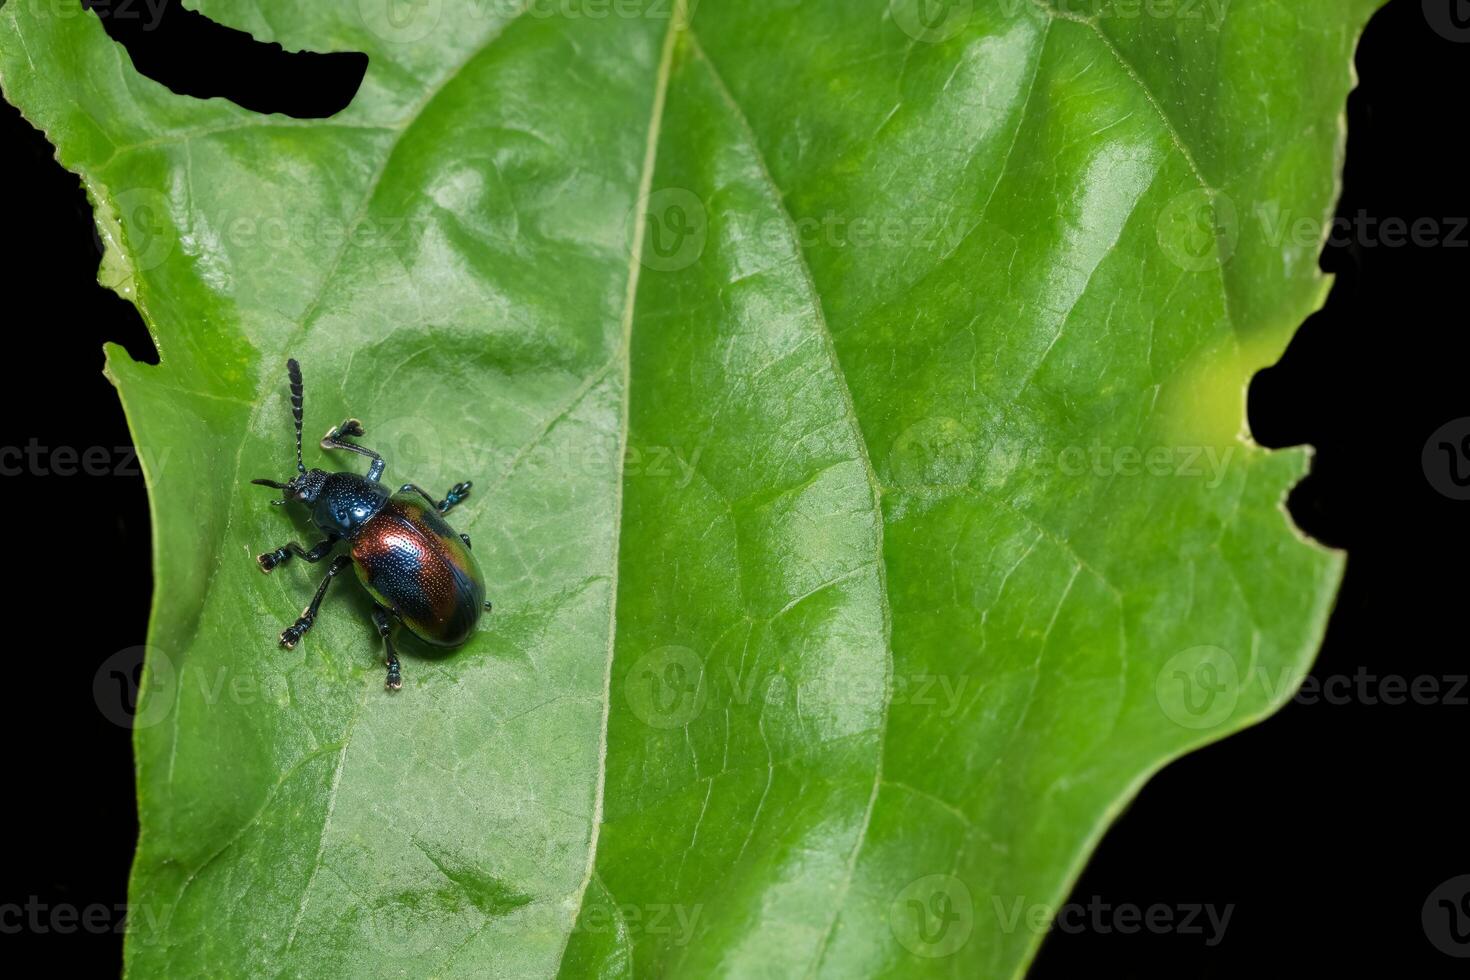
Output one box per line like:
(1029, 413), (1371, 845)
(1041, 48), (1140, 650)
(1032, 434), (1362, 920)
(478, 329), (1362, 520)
(257, 550), (285, 572)
(385, 665), (402, 691)
(323, 418), (365, 443)
(279, 616), (312, 649)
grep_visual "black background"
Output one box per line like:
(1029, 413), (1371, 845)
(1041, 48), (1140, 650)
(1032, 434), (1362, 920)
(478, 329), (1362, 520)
(1, 0), (1464, 974)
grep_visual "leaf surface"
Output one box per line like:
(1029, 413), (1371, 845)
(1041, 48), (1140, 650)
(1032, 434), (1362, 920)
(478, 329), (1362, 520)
(0, 0), (1380, 975)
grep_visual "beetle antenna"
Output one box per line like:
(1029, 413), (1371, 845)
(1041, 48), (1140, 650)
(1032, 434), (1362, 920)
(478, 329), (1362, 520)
(250, 477), (291, 504)
(287, 358), (306, 475)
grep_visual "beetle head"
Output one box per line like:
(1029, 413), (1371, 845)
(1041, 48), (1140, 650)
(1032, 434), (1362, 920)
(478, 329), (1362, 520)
(252, 468), (328, 506)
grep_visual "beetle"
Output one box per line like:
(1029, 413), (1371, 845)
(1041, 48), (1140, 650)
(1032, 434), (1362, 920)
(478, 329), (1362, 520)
(251, 359), (491, 690)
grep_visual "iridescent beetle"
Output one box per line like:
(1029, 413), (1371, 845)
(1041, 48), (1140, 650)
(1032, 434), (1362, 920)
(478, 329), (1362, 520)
(252, 360), (490, 690)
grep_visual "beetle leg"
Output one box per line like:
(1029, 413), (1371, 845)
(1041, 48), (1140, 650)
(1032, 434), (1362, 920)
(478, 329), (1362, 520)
(399, 483), (439, 509)
(399, 481), (472, 514)
(321, 419), (386, 482)
(371, 605), (402, 691)
(279, 554), (352, 649)
(438, 481), (472, 514)
(257, 536), (337, 572)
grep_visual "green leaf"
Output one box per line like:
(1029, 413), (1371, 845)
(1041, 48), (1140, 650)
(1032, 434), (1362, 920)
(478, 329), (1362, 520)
(1, 0), (1381, 975)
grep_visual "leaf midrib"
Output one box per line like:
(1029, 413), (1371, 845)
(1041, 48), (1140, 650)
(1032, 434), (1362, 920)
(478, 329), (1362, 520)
(546, 0), (686, 972)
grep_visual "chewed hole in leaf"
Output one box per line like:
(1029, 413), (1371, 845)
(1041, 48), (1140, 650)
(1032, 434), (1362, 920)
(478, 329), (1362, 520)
(83, 0), (366, 118)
